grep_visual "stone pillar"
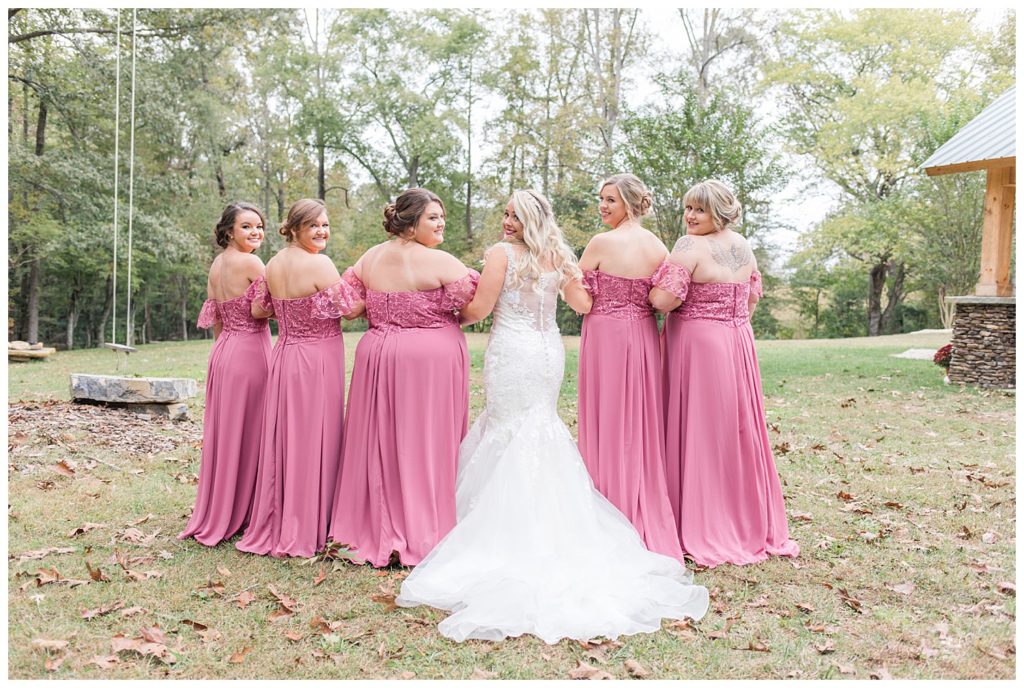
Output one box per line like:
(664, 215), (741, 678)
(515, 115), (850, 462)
(944, 296), (1015, 389)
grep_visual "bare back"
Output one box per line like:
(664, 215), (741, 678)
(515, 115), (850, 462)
(207, 249), (265, 301)
(671, 230), (756, 284)
(579, 226), (668, 278)
(265, 248), (340, 299)
(357, 240), (468, 292)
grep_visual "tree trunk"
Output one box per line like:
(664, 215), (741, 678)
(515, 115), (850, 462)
(276, 184), (285, 223)
(867, 261), (887, 337)
(127, 297), (136, 347)
(408, 156), (419, 189)
(142, 292), (151, 345)
(938, 285), (956, 329)
(26, 258), (40, 343)
(96, 274), (113, 346)
(465, 56), (474, 241)
(181, 289), (189, 342)
(34, 99), (47, 156)
(66, 288), (79, 349)
(880, 261), (906, 335)
(317, 131), (326, 200)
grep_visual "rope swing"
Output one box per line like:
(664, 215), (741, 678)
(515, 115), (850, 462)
(106, 8), (137, 367)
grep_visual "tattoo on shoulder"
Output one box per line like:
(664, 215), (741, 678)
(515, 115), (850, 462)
(672, 235), (697, 253)
(708, 239), (753, 271)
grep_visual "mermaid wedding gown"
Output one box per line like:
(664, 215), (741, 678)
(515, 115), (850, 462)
(396, 243), (709, 644)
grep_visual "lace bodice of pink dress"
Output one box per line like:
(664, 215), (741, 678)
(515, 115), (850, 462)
(247, 275), (359, 342)
(651, 260), (761, 326)
(345, 267), (479, 331)
(582, 270), (655, 320)
(197, 293), (269, 335)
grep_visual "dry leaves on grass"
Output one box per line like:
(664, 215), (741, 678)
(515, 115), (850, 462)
(268, 585), (301, 621)
(86, 561), (110, 582)
(24, 566), (90, 589)
(888, 582), (915, 596)
(235, 590), (256, 609)
(32, 638), (70, 652)
(313, 566), (327, 587)
(68, 523), (106, 538)
(624, 659), (650, 678)
(228, 646), (252, 664)
(51, 459), (77, 477)
(666, 618), (698, 640)
(15, 546), (77, 563)
(996, 582), (1015, 596)
(110, 625), (177, 664)
(88, 655), (120, 670)
(82, 601), (127, 620)
(568, 660), (614, 680)
(371, 591), (399, 612)
(196, 579), (226, 598)
(471, 668), (499, 679)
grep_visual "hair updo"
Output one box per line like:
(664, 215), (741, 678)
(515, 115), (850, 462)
(278, 198), (327, 243)
(213, 201), (266, 249)
(383, 188), (445, 237)
(599, 173), (653, 220)
(683, 179), (742, 232)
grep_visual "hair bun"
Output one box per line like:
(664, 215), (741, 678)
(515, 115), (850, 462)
(639, 192), (653, 217)
(382, 203), (398, 234)
(278, 221), (290, 238)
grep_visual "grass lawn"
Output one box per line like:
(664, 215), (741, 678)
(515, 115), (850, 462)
(7, 330), (1015, 679)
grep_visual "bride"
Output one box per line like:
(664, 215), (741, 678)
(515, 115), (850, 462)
(396, 189), (709, 644)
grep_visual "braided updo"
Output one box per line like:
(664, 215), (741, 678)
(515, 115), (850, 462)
(383, 188), (445, 237)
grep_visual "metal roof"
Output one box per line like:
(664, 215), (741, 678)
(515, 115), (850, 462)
(921, 85), (1015, 174)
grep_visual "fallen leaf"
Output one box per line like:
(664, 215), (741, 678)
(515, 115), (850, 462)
(197, 579), (225, 597)
(982, 532), (998, 544)
(837, 663), (855, 675)
(996, 581), (1015, 596)
(180, 619), (208, 631)
(45, 652), (69, 672)
(371, 592), (398, 612)
(836, 588), (864, 614)
(86, 561), (110, 582)
(269, 585), (299, 612)
(568, 660), (614, 680)
(624, 659), (650, 678)
(743, 640), (770, 652)
(399, 671), (416, 679)
(790, 511), (813, 522)
(228, 646), (252, 664)
(140, 625), (167, 645)
(284, 629), (304, 642)
(216, 566), (232, 578)
(956, 526), (973, 540)
(967, 561), (992, 575)
(869, 666), (893, 680)
(836, 491), (854, 501)
(127, 514), (154, 526)
(471, 668), (498, 679)
(32, 638), (69, 652)
(67, 523), (105, 538)
(883, 501), (904, 510)
(313, 566), (327, 587)
(15, 547), (76, 563)
(236, 590), (256, 609)
(198, 628), (222, 644)
(795, 602), (815, 614)
(889, 582), (916, 596)
(309, 616), (333, 635)
(815, 640), (835, 654)
(51, 460), (76, 477)
(88, 655), (120, 669)
(82, 601), (126, 620)
(120, 606), (147, 617)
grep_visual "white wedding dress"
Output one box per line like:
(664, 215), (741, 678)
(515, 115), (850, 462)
(396, 242), (709, 644)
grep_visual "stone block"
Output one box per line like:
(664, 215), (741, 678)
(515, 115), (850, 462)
(115, 402), (189, 421)
(69, 374), (197, 403)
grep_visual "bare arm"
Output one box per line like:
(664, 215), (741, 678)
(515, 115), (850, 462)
(562, 276), (592, 315)
(649, 235), (699, 314)
(748, 255), (760, 320)
(460, 245), (508, 326)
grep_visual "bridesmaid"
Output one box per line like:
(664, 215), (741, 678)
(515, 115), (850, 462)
(329, 188), (479, 567)
(236, 198), (362, 558)
(574, 173), (685, 563)
(179, 202), (271, 546)
(650, 179), (799, 567)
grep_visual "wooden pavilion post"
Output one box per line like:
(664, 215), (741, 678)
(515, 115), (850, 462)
(976, 165), (1016, 296)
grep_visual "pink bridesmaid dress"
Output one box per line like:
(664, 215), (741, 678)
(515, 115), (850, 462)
(329, 268), (479, 567)
(577, 270), (685, 563)
(179, 290), (271, 545)
(654, 261), (799, 567)
(235, 276), (358, 558)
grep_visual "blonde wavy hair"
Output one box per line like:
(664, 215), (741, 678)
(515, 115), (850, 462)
(684, 179), (742, 232)
(505, 189), (582, 296)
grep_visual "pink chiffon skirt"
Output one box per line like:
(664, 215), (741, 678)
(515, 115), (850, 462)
(236, 334), (345, 558)
(329, 326), (469, 567)
(578, 313), (685, 562)
(179, 329), (271, 545)
(662, 315), (799, 567)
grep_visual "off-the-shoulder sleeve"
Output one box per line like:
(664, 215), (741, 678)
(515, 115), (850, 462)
(196, 299), (220, 329)
(651, 259), (692, 302)
(441, 269), (481, 311)
(581, 269), (600, 296)
(749, 270), (763, 301)
(341, 266), (366, 302)
(311, 278), (361, 320)
(245, 275), (274, 316)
